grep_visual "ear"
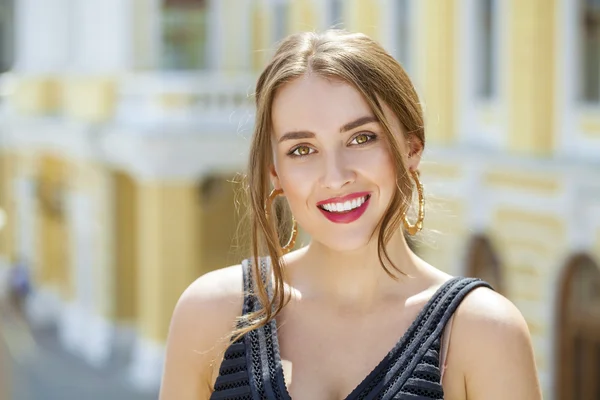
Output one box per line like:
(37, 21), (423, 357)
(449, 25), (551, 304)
(269, 164), (281, 190)
(406, 136), (424, 171)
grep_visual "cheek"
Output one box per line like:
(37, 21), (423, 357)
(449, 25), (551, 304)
(356, 146), (396, 183)
(276, 160), (319, 207)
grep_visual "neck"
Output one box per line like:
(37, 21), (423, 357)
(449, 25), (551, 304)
(284, 231), (423, 308)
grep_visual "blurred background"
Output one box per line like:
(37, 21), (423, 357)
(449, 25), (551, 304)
(0, 0), (598, 399)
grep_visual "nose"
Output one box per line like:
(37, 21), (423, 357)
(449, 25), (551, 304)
(319, 151), (356, 190)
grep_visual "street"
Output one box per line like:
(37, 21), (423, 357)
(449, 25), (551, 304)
(1, 312), (158, 400)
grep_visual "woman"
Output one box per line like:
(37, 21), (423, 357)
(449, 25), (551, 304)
(160, 30), (542, 400)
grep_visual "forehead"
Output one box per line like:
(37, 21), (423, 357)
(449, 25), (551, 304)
(271, 74), (373, 136)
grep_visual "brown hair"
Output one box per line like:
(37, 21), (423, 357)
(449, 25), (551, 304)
(234, 29), (425, 341)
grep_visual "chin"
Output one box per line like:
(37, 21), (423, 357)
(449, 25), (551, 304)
(313, 232), (376, 253)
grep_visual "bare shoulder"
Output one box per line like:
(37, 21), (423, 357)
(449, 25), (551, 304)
(169, 264), (244, 356)
(179, 264), (245, 316)
(159, 264), (244, 399)
(454, 286), (529, 335)
(450, 286), (542, 399)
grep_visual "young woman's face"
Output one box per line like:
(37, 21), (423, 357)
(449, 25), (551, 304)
(270, 74), (419, 252)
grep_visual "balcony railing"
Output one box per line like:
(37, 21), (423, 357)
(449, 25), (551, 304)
(115, 72), (257, 133)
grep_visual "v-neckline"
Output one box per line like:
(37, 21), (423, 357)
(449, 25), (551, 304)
(268, 276), (460, 400)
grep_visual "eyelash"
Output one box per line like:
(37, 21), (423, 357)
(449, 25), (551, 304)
(287, 132), (378, 158)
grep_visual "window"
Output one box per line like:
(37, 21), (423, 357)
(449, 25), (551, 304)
(464, 235), (503, 294)
(475, 0), (497, 99)
(557, 255), (600, 400)
(394, 0), (411, 69)
(0, 0), (14, 72)
(160, 0), (208, 70)
(580, 0), (600, 102)
(273, 0), (289, 43)
(329, 0), (344, 28)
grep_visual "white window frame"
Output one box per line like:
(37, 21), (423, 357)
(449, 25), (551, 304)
(380, 0), (418, 79)
(457, 0), (507, 150)
(557, 0), (600, 160)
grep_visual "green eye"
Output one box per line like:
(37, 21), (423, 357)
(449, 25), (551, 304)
(353, 133), (376, 145)
(355, 134), (369, 144)
(292, 146), (311, 156)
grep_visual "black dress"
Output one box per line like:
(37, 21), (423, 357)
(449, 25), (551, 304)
(210, 258), (492, 400)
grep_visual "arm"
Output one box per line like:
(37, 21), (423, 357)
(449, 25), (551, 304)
(453, 288), (543, 400)
(159, 265), (243, 400)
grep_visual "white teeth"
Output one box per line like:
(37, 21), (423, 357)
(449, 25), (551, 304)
(320, 195), (368, 213)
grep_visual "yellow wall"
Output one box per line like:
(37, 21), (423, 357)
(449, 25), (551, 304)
(251, 1), (271, 71)
(289, 0), (318, 33)
(483, 170), (562, 195)
(136, 182), (202, 342)
(422, 0), (457, 145)
(134, 175), (245, 342)
(62, 77), (117, 123)
(36, 155), (71, 298)
(508, 0), (556, 154)
(10, 75), (116, 122)
(491, 207), (565, 371)
(12, 77), (61, 115)
(113, 171), (138, 322)
(199, 176), (244, 273)
(346, 0), (381, 40)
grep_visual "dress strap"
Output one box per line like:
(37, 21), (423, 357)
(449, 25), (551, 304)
(240, 257), (288, 400)
(241, 257), (273, 316)
(369, 276), (493, 398)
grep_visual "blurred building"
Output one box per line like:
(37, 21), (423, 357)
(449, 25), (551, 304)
(0, 1), (598, 399)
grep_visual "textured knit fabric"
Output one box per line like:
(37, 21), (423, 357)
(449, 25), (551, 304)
(210, 258), (493, 400)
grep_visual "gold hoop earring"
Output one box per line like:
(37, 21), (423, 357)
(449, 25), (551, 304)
(265, 188), (298, 254)
(402, 169), (425, 236)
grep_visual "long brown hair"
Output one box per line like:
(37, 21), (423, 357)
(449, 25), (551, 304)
(233, 29), (425, 341)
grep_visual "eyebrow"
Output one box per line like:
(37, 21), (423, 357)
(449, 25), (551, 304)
(278, 115), (379, 143)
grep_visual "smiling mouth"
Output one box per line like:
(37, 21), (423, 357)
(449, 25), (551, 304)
(317, 194), (371, 213)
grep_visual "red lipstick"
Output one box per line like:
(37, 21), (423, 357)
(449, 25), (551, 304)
(317, 192), (371, 224)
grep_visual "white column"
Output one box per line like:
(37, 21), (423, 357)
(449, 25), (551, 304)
(69, 0), (134, 73)
(55, 0), (138, 368)
(60, 190), (95, 357)
(57, 154), (119, 369)
(85, 168), (116, 368)
(13, 0), (73, 72)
